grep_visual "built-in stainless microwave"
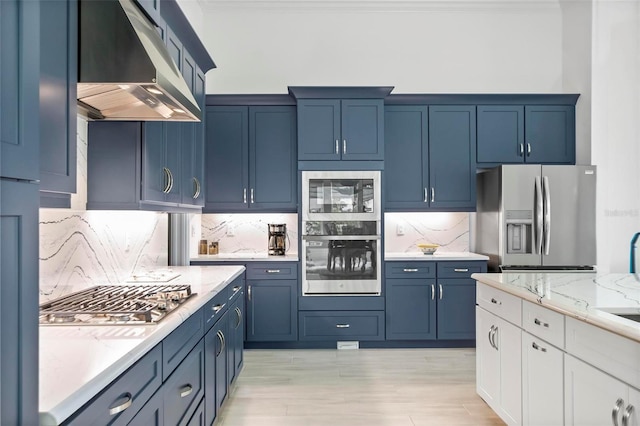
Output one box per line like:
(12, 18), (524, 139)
(301, 171), (381, 295)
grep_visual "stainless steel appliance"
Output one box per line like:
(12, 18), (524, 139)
(301, 171), (382, 295)
(474, 165), (597, 271)
(39, 284), (194, 325)
(268, 223), (287, 256)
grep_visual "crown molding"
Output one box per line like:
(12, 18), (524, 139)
(197, 0), (562, 12)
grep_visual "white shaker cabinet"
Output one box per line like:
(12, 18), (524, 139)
(521, 331), (563, 426)
(565, 354), (639, 426)
(476, 306), (522, 425)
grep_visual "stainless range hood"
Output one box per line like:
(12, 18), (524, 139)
(78, 0), (201, 121)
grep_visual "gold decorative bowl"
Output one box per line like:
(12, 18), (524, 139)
(417, 243), (439, 255)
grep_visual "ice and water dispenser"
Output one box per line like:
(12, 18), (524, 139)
(505, 210), (533, 254)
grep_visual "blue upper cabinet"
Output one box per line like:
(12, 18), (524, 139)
(428, 105), (476, 210)
(476, 99), (577, 165)
(384, 105), (476, 211)
(40, 0), (77, 197)
(134, 0), (161, 26)
(205, 103), (297, 212)
(289, 87), (393, 163)
(525, 105), (575, 164)
(1, 0), (40, 181)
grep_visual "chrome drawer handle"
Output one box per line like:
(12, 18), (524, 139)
(233, 285), (241, 292)
(531, 342), (547, 352)
(431, 284), (435, 300)
(534, 318), (549, 328)
(180, 384), (193, 398)
(109, 393), (132, 416)
(439, 284), (443, 300)
(622, 405), (634, 426)
(235, 307), (242, 328)
(336, 324), (350, 328)
(343, 139), (347, 154)
(454, 268), (469, 272)
(403, 268), (418, 272)
(243, 188), (247, 203)
(490, 298), (502, 305)
(335, 140), (339, 154)
(266, 269), (280, 273)
(250, 188), (255, 203)
(614, 398), (625, 426)
(212, 303), (226, 313)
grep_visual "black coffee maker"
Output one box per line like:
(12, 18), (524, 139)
(268, 224), (287, 255)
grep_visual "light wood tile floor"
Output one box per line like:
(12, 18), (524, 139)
(218, 348), (505, 426)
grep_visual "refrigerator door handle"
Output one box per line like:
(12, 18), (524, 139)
(535, 176), (544, 255)
(543, 176), (551, 255)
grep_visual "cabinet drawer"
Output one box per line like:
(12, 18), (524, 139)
(522, 300), (565, 349)
(385, 262), (436, 279)
(246, 262), (298, 280)
(163, 340), (205, 426)
(227, 278), (244, 303)
(204, 289), (229, 332)
(66, 344), (162, 426)
(437, 261), (487, 278)
(298, 311), (384, 341)
(163, 309), (204, 380)
(565, 316), (640, 390)
(477, 283), (521, 327)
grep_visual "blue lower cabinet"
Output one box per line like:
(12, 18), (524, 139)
(229, 294), (244, 382)
(128, 388), (164, 426)
(246, 279), (297, 342)
(163, 340), (205, 426)
(185, 398), (205, 426)
(298, 311), (385, 341)
(385, 279), (437, 340)
(214, 312), (229, 413)
(162, 309), (204, 381)
(436, 279), (477, 340)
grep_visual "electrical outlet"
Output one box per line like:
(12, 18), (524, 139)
(396, 224), (405, 236)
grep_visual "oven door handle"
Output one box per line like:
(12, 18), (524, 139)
(302, 235), (381, 241)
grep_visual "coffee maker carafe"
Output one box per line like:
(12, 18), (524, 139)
(268, 224), (287, 256)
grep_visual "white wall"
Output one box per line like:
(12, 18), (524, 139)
(200, 1), (564, 94)
(591, 0), (640, 272)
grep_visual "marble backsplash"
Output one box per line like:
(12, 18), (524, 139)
(39, 210), (169, 302)
(195, 213), (299, 256)
(384, 212), (470, 253)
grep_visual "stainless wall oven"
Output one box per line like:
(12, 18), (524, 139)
(301, 171), (381, 295)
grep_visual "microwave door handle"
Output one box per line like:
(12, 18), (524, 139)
(543, 176), (551, 255)
(535, 176), (543, 255)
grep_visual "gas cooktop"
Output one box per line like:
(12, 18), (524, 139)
(39, 284), (195, 326)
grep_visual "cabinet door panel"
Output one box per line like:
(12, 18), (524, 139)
(386, 278), (436, 340)
(384, 106), (429, 210)
(525, 105), (575, 164)
(163, 341), (205, 426)
(164, 123), (182, 204)
(437, 279), (476, 340)
(192, 67), (206, 207)
(214, 314), (229, 411)
(341, 99), (384, 160)
(142, 123), (166, 203)
(476, 307), (500, 413)
(249, 106), (297, 210)
(204, 327), (218, 426)
(428, 106), (476, 210)
(477, 105), (524, 164)
(246, 280), (297, 341)
(297, 99), (341, 160)
(205, 107), (249, 210)
(1, 0), (40, 180)
(498, 317), (522, 425)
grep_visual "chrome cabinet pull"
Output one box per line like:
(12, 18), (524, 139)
(454, 268), (469, 272)
(531, 341), (547, 352)
(216, 330), (226, 356)
(212, 303), (226, 313)
(162, 167), (171, 193)
(534, 318), (549, 328)
(613, 398), (625, 426)
(335, 140), (339, 154)
(243, 188), (247, 203)
(192, 177), (201, 199)
(423, 188), (428, 203)
(250, 188), (255, 203)
(343, 139), (347, 154)
(108, 393), (133, 416)
(490, 298), (502, 305)
(403, 268), (418, 272)
(248, 285), (252, 301)
(430, 187), (435, 203)
(266, 269), (280, 273)
(336, 324), (350, 328)
(235, 307), (242, 328)
(431, 284), (435, 300)
(233, 285), (241, 293)
(439, 284), (443, 300)
(180, 384), (193, 398)
(622, 405), (634, 426)
(520, 143), (524, 156)
(488, 326), (495, 349)
(527, 143), (532, 156)
(492, 326), (498, 350)
(166, 168), (174, 193)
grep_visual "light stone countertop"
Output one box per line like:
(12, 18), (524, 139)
(191, 253), (299, 262)
(385, 251), (489, 261)
(39, 265), (245, 426)
(472, 272), (640, 343)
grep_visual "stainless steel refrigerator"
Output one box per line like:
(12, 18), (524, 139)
(474, 165), (597, 271)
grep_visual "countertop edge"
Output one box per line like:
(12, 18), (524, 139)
(471, 272), (640, 344)
(39, 266), (245, 425)
(191, 255), (299, 262)
(385, 252), (489, 261)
